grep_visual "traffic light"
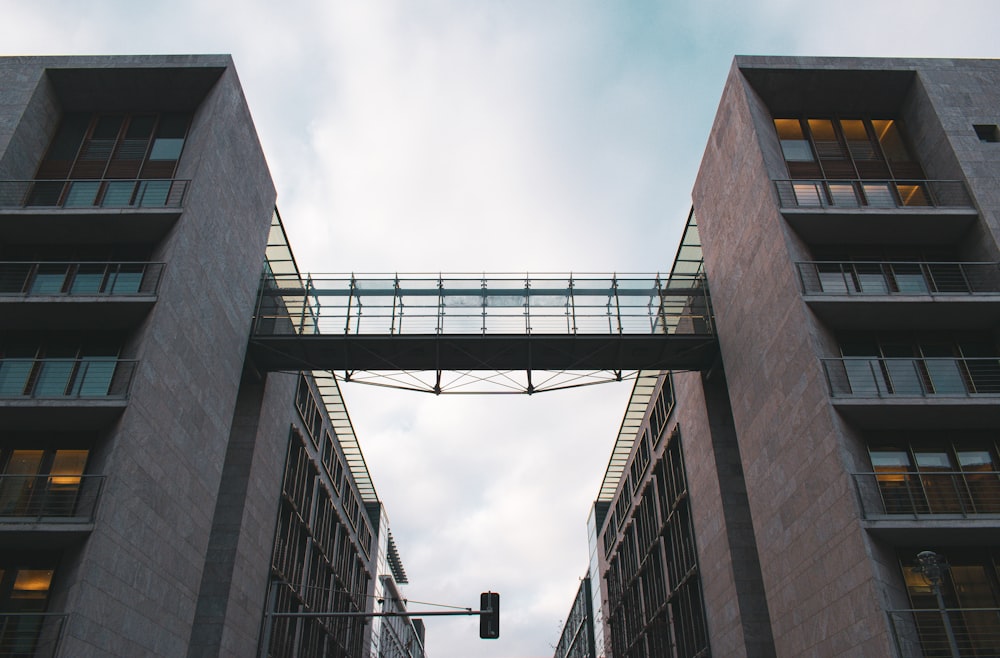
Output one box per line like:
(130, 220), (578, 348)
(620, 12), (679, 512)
(480, 591), (500, 639)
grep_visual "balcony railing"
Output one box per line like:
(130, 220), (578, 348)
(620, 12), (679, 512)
(0, 613), (65, 658)
(853, 471), (1000, 518)
(0, 474), (104, 522)
(0, 358), (136, 399)
(798, 261), (1000, 296)
(823, 357), (1000, 398)
(0, 262), (165, 297)
(889, 607), (1000, 658)
(0, 179), (189, 209)
(775, 179), (973, 210)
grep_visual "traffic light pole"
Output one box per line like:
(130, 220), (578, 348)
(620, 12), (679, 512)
(266, 609), (486, 618)
(260, 590), (499, 653)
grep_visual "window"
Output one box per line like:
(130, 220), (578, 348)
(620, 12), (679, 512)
(29, 112), (191, 208)
(869, 440), (1000, 515)
(0, 552), (60, 657)
(774, 119), (814, 162)
(898, 549), (1000, 657)
(836, 335), (1000, 397)
(773, 116), (924, 184)
(974, 124), (1000, 143)
(0, 341), (122, 399)
(0, 448), (89, 517)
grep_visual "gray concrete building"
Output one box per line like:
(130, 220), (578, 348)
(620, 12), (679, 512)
(0, 55), (418, 658)
(581, 57), (1000, 657)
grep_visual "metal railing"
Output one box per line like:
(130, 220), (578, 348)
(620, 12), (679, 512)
(254, 273), (713, 337)
(889, 607), (1000, 657)
(0, 474), (103, 522)
(0, 613), (65, 658)
(853, 471), (1000, 518)
(0, 358), (136, 399)
(823, 357), (1000, 398)
(798, 261), (1000, 296)
(775, 179), (973, 210)
(0, 261), (165, 297)
(0, 179), (189, 209)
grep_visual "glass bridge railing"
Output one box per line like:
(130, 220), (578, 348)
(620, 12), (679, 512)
(253, 273), (712, 337)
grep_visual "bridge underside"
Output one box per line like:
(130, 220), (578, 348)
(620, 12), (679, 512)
(249, 333), (719, 373)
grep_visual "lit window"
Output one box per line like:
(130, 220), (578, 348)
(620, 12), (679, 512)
(774, 119), (814, 161)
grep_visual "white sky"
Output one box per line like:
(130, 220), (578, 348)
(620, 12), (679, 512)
(3, 1), (999, 656)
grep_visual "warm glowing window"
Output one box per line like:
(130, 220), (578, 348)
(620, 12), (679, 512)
(11, 570), (53, 600)
(775, 116), (923, 181)
(0, 557), (59, 613)
(773, 119), (814, 162)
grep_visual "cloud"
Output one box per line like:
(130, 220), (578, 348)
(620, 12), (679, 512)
(4, 1), (1000, 656)
(343, 381), (632, 656)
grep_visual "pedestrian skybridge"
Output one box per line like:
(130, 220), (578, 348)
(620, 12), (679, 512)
(249, 213), (716, 394)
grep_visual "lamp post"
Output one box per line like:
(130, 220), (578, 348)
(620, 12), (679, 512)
(915, 550), (961, 658)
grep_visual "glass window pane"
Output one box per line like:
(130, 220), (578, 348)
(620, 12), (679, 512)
(33, 360), (75, 397)
(792, 182), (823, 206)
(136, 180), (170, 207)
(101, 181), (136, 207)
(872, 450), (911, 468)
(854, 264), (889, 294)
(873, 119), (915, 165)
(817, 265), (848, 294)
(70, 265), (107, 294)
(28, 265), (67, 295)
(844, 358), (889, 395)
(92, 115), (123, 139)
(63, 181), (99, 207)
(884, 359), (925, 395)
(871, 449), (917, 513)
(12, 570), (53, 599)
(959, 451), (1000, 513)
(0, 451), (43, 517)
(107, 266), (143, 294)
(0, 264), (30, 294)
(915, 452), (952, 469)
(0, 360), (32, 397)
(841, 119), (878, 160)
(73, 357), (116, 397)
(827, 183), (859, 207)
(808, 119), (846, 160)
(916, 451), (963, 513)
(890, 264), (930, 294)
(46, 113), (89, 161)
(863, 183), (896, 208)
(50, 450), (87, 483)
(3, 451), (44, 476)
(897, 183), (930, 207)
(149, 138), (184, 160)
(774, 119), (814, 162)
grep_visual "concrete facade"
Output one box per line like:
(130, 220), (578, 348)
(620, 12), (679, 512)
(0, 55), (408, 658)
(582, 57), (1000, 658)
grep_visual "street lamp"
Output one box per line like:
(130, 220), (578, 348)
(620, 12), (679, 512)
(915, 550), (961, 658)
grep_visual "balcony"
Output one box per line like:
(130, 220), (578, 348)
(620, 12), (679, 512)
(0, 474), (104, 548)
(0, 179), (189, 245)
(823, 357), (1000, 429)
(0, 261), (164, 330)
(889, 607), (1000, 658)
(797, 261), (1000, 330)
(0, 613), (66, 658)
(853, 471), (1000, 544)
(774, 179), (977, 245)
(0, 358), (136, 431)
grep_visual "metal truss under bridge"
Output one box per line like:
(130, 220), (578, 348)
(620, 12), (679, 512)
(249, 272), (717, 394)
